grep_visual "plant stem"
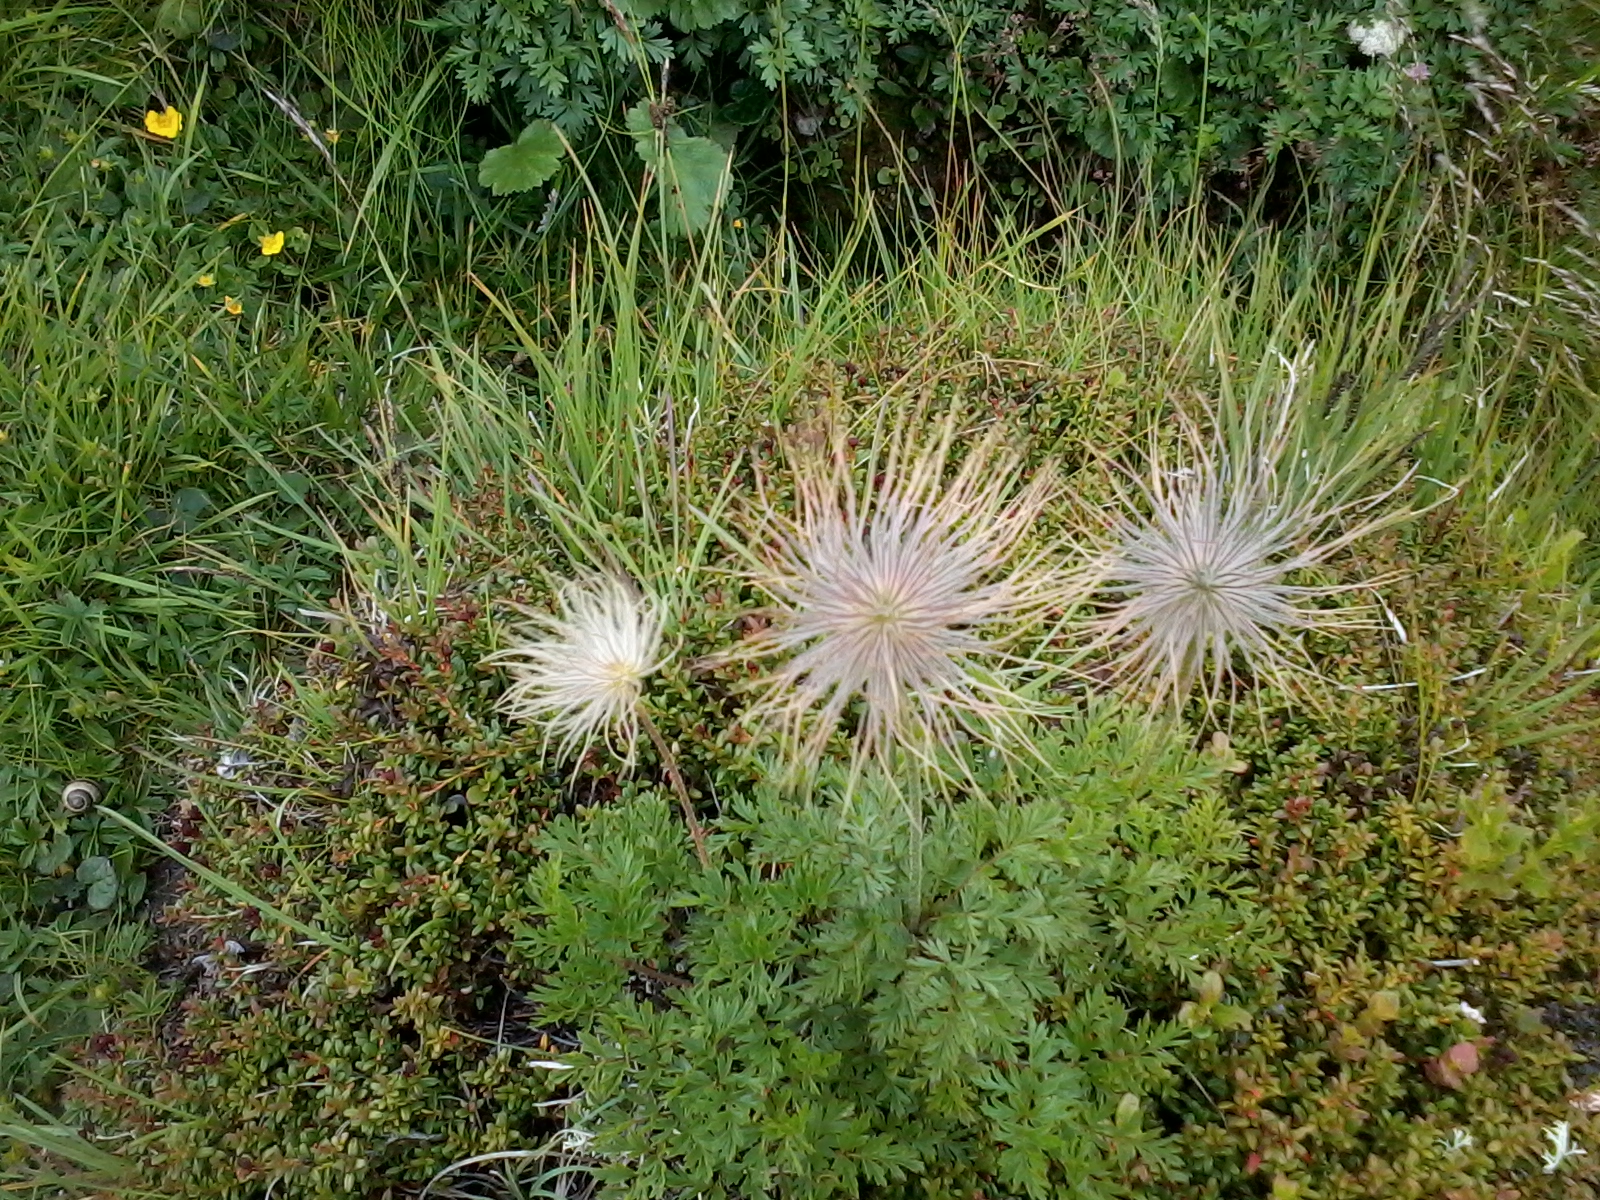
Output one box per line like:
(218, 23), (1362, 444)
(638, 707), (710, 867)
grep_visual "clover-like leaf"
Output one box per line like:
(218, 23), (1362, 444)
(478, 121), (564, 196)
(76, 855), (119, 910)
(36, 829), (74, 874)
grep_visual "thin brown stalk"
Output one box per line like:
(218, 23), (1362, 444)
(638, 707), (710, 867)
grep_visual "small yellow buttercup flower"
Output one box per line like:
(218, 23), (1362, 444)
(197, 273), (216, 288)
(323, 128), (341, 144)
(258, 230), (285, 256)
(223, 296), (243, 315)
(145, 107), (183, 139)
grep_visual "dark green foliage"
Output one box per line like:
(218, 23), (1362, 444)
(428, 0), (1596, 215)
(423, 0), (873, 136)
(882, 0), (1594, 208)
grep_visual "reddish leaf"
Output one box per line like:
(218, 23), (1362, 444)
(1424, 1039), (1483, 1089)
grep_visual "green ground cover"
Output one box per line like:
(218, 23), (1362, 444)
(2, 3), (1600, 1198)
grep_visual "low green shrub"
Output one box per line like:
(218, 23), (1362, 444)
(61, 476), (1600, 1200)
(62, 583), (1258, 1197)
(1168, 520), (1600, 1198)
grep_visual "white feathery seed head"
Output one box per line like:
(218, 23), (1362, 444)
(485, 574), (668, 762)
(722, 409), (1074, 774)
(1080, 362), (1416, 706)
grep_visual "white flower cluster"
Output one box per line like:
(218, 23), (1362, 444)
(1348, 16), (1410, 58)
(485, 576), (667, 763)
(488, 414), (1069, 777)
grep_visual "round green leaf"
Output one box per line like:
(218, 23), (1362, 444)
(478, 122), (564, 196)
(625, 102), (731, 236)
(655, 136), (730, 237)
(156, 0), (207, 37)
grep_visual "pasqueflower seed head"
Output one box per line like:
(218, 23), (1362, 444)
(1080, 389), (1413, 707)
(724, 411), (1073, 774)
(486, 575), (667, 762)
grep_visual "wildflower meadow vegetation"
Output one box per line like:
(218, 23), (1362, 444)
(2, 2), (1600, 1199)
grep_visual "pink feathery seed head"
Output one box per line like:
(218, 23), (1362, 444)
(722, 409), (1079, 773)
(1080, 394), (1416, 707)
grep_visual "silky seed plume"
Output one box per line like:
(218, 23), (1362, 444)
(723, 411), (1076, 774)
(486, 574), (668, 762)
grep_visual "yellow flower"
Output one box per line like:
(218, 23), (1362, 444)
(144, 107), (183, 139)
(197, 273), (215, 288)
(733, 219), (744, 228)
(323, 128), (341, 144)
(258, 230), (285, 256)
(223, 296), (243, 315)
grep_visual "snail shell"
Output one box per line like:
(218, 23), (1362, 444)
(61, 780), (101, 814)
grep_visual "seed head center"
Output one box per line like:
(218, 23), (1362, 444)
(597, 659), (641, 686)
(861, 581), (917, 630)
